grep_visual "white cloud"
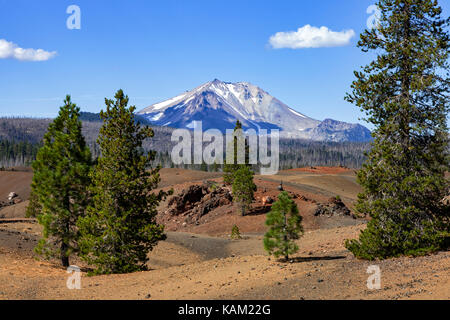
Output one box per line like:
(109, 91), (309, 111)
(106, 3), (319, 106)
(269, 24), (355, 49)
(0, 39), (57, 61)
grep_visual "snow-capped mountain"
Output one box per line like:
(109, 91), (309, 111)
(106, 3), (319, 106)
(138, 79), (371, 142)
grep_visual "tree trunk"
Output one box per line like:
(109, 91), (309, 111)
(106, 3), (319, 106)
(283, 210), (288, 261)
(400, 2), (412, 166)
(61, 242), (69, 267)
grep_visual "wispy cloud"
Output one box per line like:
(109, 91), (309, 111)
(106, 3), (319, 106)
(269, 25), (355, 49)
(0, 39), (57, 61)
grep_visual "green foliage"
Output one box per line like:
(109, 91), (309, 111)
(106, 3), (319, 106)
(264, 191), (303, 260)
(232, 165), (256, 216)
(77, 90), (170, 274)
(224, 120), (256, 216)
(345, 0), (450, 259)
(25, 189), (41, 218)
(31, 96), (92, 267)
(223, 120), (250, 184)
(0, 139), (41, 167)
(231, 224), (242, 240)
(208, 181), (218, 192)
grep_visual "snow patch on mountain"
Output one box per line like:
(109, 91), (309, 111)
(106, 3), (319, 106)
(150, 93), (187, 110)
(138, 79), (371, 142)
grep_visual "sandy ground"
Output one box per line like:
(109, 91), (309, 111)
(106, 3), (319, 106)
(0, 170), (32, 203)
(0, 222), (448, 300)
(0, 167), (448, 300)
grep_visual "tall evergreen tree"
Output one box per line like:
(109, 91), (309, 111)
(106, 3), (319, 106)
(223, 120), (250, 185)
(32, 96), (92, 267)
(25, 189), (41, 218)
(78, 90), (169, 274)
(264, 191), (303, 261)
(232, 165), (256, 216)
(345, 0), (449, 259)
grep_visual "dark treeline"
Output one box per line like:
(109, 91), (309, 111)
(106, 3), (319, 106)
(278, 139), (370, 169)
(151, 141), (370, 172)
(0, 116), (371, 169)
(0, 140), (41, 168)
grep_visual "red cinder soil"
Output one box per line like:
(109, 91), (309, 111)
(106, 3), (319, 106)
(156, 169), (364, 237)
(0, 170), (33, 202)
(284, 166), (354, 175)
(0, 167), (448, 300)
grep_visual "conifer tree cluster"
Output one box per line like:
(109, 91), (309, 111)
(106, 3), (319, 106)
(31, 91), (167, 273)
(345, 0), (449, 259)
(0, 140), (40, 167)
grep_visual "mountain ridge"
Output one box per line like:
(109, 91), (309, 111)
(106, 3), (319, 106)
(137, 79), (372, 142)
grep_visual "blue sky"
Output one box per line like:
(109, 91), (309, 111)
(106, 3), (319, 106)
(0, 0), (448, 127)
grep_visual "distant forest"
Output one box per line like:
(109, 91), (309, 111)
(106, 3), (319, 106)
(0, 140), (41, 168)
(0, 115), (371, 169)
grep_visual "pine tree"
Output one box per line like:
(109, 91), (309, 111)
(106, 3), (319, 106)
(78, 90), (169, 274)
(232, 165), (256, 216)
(264, 191), (303, 261)
(31, 96), (92, 267)
(345, 0), (450, 259)
(223, 120), (250, 185)
(230, 224), (242, 240)
(25, 189), (41, 218)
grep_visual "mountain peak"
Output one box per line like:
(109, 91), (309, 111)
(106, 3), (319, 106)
(137, 81), (371, 142)
(211, 78), (223, 84)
